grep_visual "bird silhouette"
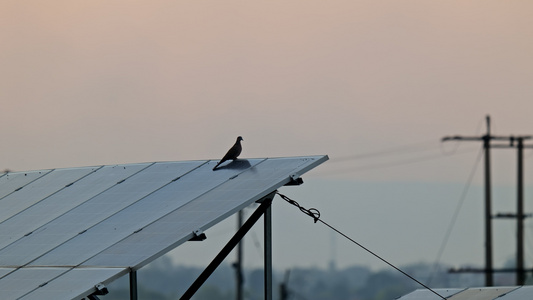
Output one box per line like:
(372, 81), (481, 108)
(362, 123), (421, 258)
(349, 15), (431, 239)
(213, 136), (243, 170)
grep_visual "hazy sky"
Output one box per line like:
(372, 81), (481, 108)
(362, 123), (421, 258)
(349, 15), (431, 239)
(2, 0), (533, 278)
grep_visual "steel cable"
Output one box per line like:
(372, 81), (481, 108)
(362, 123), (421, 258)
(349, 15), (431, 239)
(276, 191), (447, 300)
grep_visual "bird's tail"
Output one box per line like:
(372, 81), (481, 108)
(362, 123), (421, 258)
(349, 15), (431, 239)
(212, 162), (221, 171)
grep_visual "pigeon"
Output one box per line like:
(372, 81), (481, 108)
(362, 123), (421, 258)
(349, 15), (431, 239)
(213, 136), (243, 170)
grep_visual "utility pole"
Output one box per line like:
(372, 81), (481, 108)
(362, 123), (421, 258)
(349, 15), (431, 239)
(492, 136), (533, 285)
(444, 115), (533, 286)
(483, 117), (493, 287)
(443, 115), (495, 286)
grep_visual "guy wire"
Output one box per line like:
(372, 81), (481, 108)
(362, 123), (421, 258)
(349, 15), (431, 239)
(276, 191), (447, 300)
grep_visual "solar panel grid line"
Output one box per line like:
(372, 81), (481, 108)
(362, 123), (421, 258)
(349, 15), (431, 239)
(0, 267), (66, 299)
(3, 266), (122, 300)
(499, 286), (533, 299)
(0, 168), (100, 225)
(83, 156), (327, 269)
(0, 164), (152, 255)
(0, 170), (53, 195)
(15, 267), (73, 299)
(0, 163), (154, 260)
(0, 163), (161, 266)
(30, 159), (266, 267)
(30, 162), (213, 265)
(399, 286), (533, 300)
(0, 170), (53, 200)
(0, 163), (164, 293)
(27, 161), (212, 267)
(22, 162), (214, 266)
(0, 166), (104, 227)
(444, 286), (518, 300)
(18, 267), (129, 300)
(0, 268), (14, 279)
(3, 164), (202, 265)
(396, 288), (466, 299)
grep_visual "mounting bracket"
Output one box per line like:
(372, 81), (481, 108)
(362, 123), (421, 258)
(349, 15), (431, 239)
(284, 174), (304, 186)
(189, 229), (207, 241)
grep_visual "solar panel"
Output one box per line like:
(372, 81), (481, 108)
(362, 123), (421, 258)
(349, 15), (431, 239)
(446, 286), (518, 300)
(398, 287), (526, 300)
(0, 156), (327, 299)
(501, 286), (533, 300)
(396, 288), (464, 299)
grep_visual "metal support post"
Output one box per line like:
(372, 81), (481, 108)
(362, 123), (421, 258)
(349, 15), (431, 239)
(517, 138), (525, 285)
(129, 270), (138, 300)
(180, 195), (274, 300)
(235, 210), (244, 300)
(264, 201), (272, 300)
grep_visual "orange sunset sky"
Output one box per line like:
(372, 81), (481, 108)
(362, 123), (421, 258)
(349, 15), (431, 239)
(2, 1), (533, 271)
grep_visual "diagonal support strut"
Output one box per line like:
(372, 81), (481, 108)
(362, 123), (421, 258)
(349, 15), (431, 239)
(179, 192), (275, 300)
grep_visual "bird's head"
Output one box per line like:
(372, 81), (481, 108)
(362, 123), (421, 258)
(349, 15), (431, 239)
(237, 136), (243, 142)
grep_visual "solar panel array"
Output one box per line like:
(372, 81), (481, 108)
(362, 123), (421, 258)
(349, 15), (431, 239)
(0, 155), (327, 299)
(398, 286), (533, 300)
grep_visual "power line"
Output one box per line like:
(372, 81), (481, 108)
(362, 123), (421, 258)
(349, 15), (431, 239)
(330, 141), (440, 163)
(330, 139), (479, 164)
(427, 147), (483, 285)
(319, 146), (477, 176)
(276, 192), (447, 300)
